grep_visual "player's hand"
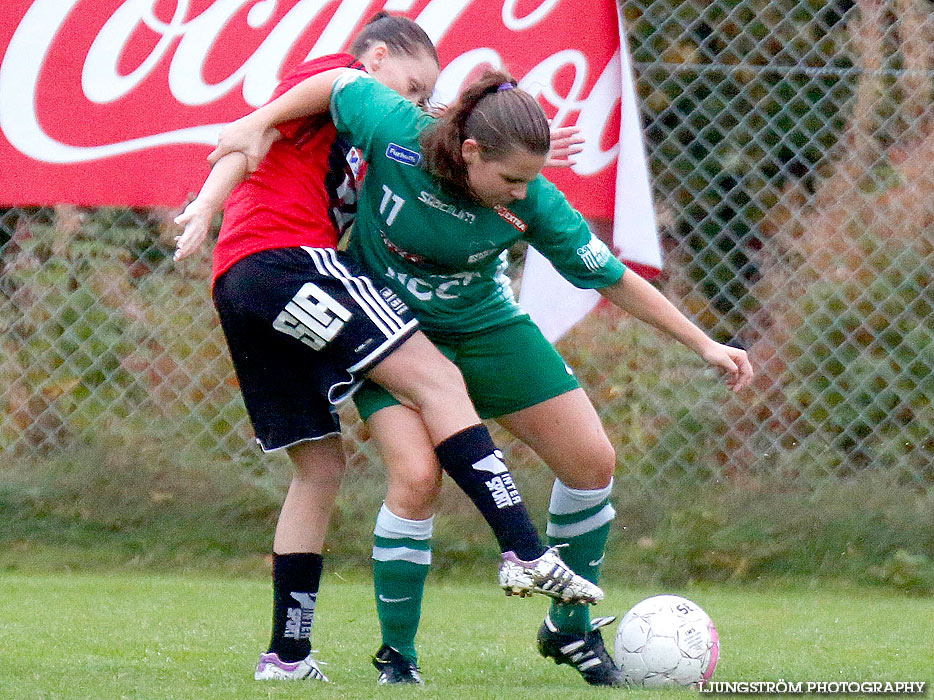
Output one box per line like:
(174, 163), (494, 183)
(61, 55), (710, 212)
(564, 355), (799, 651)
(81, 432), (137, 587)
(208, 119), (279, 173)
(700, 341), (754, 393)
(545, 123), (584, 168)
(173, 201), (212, 261)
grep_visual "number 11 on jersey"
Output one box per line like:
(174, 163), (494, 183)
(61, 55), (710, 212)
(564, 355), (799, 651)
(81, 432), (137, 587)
(379, 184), (405, 225)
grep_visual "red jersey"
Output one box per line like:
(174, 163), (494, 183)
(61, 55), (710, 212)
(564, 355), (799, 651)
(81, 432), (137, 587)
(212, 53), (365, 282)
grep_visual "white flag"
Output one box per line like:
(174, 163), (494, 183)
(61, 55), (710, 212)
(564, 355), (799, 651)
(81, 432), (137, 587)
(520, 6), (661, 343)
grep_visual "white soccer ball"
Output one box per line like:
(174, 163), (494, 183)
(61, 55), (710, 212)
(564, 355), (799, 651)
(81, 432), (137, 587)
(613, 594), (719, 687)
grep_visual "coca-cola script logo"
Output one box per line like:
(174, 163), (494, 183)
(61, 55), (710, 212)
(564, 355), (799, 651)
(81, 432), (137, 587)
(0, 0), (622, 212)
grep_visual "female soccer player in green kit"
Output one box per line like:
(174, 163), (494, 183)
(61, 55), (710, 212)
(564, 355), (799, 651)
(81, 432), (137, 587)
(205, 65), (753, 687)
(174, 13), (600, 686)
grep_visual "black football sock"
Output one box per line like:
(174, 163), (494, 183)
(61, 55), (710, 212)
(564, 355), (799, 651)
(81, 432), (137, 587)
(268, 552), (322, 662)
(434, 424), (545, 561)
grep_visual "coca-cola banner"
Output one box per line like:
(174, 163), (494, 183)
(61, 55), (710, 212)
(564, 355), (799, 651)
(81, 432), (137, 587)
(0, 0), (623, 217)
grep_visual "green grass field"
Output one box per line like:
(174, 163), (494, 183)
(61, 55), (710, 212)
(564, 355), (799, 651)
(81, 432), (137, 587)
(0, 573), (930, 700)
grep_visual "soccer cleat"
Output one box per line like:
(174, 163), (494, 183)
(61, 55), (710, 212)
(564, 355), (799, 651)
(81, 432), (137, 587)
(537, 615), (625, 686)
(372, 644), (424, 685)
(499, 546), (604, 604)
(254, 652), (328, 681)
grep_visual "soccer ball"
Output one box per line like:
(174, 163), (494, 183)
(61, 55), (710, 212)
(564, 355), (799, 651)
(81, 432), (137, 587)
(613, 594), (719, 687)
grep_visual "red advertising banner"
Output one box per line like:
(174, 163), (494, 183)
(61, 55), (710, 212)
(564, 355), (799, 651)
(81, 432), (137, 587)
(0, 0), (622, 217)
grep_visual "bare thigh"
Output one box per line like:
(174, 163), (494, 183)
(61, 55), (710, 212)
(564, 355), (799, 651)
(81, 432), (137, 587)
(366, 332), (478, 445)
(496, 388), (616, 490)
(368, 404), (442, 520)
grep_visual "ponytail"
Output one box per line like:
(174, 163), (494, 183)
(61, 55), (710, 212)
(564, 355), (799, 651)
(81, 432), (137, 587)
(420, 71), (550, 197)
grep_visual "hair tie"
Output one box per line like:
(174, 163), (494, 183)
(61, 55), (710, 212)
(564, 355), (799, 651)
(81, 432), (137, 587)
(497, 82), (515, 92)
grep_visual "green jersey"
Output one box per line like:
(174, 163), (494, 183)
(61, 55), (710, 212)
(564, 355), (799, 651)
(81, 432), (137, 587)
(330, 72), (626, 335)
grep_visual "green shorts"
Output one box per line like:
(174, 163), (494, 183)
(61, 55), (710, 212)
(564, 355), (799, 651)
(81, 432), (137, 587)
(353, 316), (580, 421)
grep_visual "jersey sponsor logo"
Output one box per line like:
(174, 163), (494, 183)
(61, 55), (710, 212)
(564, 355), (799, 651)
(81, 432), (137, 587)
(324, 138), (359, 235)
(418, 191), (477, 224)
(272, 282), (352, 350)
(346, 146), (365, 179)
(494, 205), (528, 232)
(467, 248), (499, 264)
(386, 266), (482, 302)
(385, 143), (422, 167)
(577, 234), (612, 271)
(381, 231), (430, 266)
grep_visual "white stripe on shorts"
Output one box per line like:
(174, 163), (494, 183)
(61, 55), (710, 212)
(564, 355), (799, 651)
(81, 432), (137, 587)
(320, 248), (407, 334)
(302, 247), (405, 337)
(301, 247), (394, 336)
(347, 318), (419, 373)
(325, 249), (404, 336)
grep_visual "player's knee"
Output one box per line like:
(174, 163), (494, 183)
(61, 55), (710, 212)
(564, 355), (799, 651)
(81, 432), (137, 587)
(413, 355), (469, 405)
(389, 470), (441, 519)
(287, 439), (346, 483)
(589, 436), (617, 486)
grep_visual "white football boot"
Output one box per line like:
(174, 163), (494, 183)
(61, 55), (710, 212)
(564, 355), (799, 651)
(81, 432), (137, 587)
(498, 546), (604, 604)
(254, 652), (328, 681)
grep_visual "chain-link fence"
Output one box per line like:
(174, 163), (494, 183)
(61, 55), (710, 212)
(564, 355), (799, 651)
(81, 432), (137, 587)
(2, 0), (932, 496)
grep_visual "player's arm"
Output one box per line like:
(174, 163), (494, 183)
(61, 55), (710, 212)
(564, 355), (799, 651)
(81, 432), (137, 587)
(173, 151), (249, 261)
(598, 270), (754, 392)
(208, 67), (359, 169)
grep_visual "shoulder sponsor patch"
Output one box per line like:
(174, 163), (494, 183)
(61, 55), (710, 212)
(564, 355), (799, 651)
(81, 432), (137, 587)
(386, 143), (422, 167)
(577, 234), (612, 271)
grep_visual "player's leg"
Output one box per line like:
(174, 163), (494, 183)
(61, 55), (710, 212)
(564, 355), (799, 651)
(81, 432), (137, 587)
(367, 349), (543, 562)
(497, 391), (622, 686)
(445, 317), (621, 686)
(213, 252), (347, 681)
(258, 437), (344, 680)
(450, 319), (616, 629)
(366, 331), (482, 444)
(497, 388), (616, 612)
(274, 438), (346, 554)
(369, 404), (438, 682)
(357, 367), (603, 605)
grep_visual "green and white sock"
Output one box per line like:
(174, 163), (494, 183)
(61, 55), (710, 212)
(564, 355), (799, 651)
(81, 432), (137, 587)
(546, 478), (615, 635)
(372, 503), (432, 662)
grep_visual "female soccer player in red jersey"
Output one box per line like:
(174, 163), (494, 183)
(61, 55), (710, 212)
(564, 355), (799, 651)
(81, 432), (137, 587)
(204, 65), (754, 687)
(175, 13), (596, 684)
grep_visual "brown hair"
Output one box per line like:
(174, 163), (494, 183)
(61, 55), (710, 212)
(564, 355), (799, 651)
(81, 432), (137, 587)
(420, 71), (550, 198)
(349, 12), (439, 66)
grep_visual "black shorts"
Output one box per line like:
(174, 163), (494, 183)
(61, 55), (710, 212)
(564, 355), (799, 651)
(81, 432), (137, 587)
(213, 247), (418, 452)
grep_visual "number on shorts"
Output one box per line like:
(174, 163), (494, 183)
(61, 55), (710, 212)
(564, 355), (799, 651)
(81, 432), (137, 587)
(273, 282), (352, 350)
